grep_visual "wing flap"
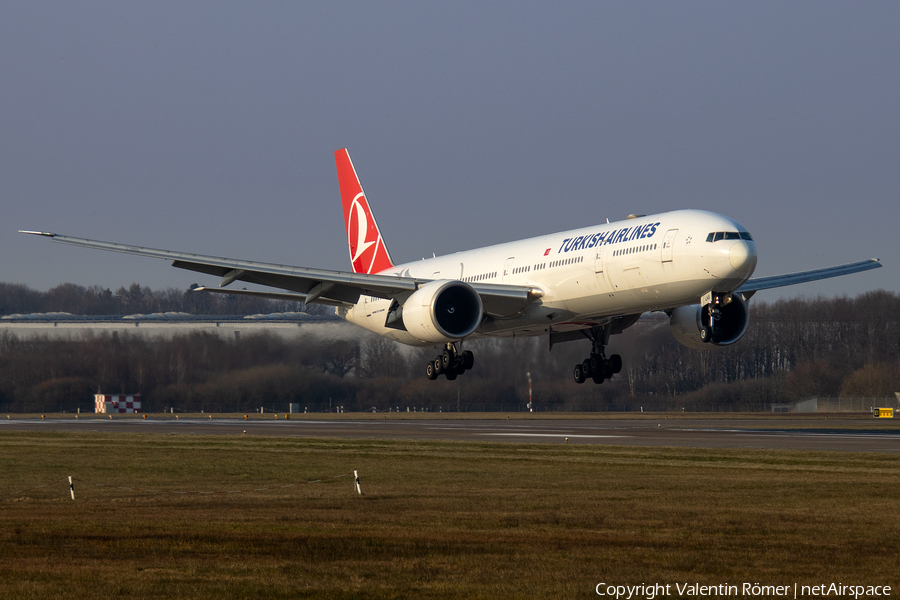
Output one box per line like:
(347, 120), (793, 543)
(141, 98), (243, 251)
(192, 286), (351, 308)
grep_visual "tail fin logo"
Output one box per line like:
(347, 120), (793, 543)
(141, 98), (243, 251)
(348, 192), (381, 272)
(336, 149), (395, 274)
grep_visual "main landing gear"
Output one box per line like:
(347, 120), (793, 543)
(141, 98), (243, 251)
(425, 342), (475, 381)
(573, 325), (622, 384)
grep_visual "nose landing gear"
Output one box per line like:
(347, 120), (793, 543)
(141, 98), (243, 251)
(700, 292), (732, 344)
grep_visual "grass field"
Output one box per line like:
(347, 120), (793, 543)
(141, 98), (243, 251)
(2, 430), (898, 599)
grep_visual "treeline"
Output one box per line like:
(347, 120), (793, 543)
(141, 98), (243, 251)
(0, 330), (362, 413)
(609, 290), (900, 407)
(1, 290), (898, 413)
(0, 282), (330, 316)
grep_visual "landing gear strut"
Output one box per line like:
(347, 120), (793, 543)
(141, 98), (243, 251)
(700, 292), (731, 344)
(573, 325), (622, 385)
(425, 342), (474, 381)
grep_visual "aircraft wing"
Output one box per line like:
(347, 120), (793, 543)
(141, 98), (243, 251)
(737, 258), (882, 298)
(19, 231), (539, 316)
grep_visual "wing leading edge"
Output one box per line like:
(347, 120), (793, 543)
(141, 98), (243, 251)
(18, 231), (538, 316)
(737, 258), (882, 298)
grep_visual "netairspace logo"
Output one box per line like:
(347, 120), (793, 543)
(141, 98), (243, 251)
(594, 582), (892, 599)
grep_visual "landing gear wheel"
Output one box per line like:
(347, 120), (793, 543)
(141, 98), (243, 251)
(425, 361), (438, 380)
(575, 324), (623, 383)
(442, 349), (454, 369)
(574, 364), (586, 384)
(424, 343), (474, 381)
(609, 354), (622, 374)
(700, 326), (712, 343)
(582, 359), (592, 377)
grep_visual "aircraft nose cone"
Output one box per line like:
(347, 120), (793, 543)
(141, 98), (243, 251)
(729, 241), (757, 272)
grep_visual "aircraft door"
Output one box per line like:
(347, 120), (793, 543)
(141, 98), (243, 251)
(502, 257), (515, 283)
(594, 249), (603, 273)
(661, 229), (678, 262)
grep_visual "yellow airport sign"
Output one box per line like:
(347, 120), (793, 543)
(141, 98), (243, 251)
(873, 408), (893, 418)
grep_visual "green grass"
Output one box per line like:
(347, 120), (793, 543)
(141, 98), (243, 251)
(1, 432), (899, 599)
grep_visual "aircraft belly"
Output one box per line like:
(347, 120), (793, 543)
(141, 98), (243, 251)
(563, 275), (717, 318)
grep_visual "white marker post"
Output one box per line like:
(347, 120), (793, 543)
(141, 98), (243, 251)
(68, 476), (75, 501)
(354, 470), (362, 495)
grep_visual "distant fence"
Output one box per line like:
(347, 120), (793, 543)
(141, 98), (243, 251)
(795, 396), (900, 413)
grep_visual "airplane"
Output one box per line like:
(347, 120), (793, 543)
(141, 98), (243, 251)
(21, 149), (882, 384)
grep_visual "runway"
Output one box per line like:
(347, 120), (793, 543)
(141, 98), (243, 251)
(3, 416), (899, 452)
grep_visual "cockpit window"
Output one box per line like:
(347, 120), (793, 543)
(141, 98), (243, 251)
(706, 231), (754, 242)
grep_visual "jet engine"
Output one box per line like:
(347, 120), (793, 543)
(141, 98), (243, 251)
(402, 280), (484, 343)
(669, 293), (749, 350)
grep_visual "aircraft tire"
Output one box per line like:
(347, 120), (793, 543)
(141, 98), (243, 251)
(582, 359), (593, 377)
(573, 364), (586, 384)
(462, 350), (474, 371)
(425, 361), (439, 380)
(610, 354), (623, 374)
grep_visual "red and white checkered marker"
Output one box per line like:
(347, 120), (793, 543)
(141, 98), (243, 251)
(94, 394), (141, 414)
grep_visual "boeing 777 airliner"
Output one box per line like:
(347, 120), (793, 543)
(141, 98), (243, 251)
(21, 149), (882, 384)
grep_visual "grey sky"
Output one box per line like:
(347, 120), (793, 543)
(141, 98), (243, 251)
(3, 2), (897, 300)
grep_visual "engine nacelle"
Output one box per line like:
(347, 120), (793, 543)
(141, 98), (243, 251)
(669, 294), (749, 350)
(402, 280), (483, 343)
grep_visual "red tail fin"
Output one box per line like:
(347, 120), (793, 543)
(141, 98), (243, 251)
(335, 149), (395, 274)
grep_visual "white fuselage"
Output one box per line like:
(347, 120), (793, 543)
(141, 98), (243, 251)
(343, 209), (758, 346)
